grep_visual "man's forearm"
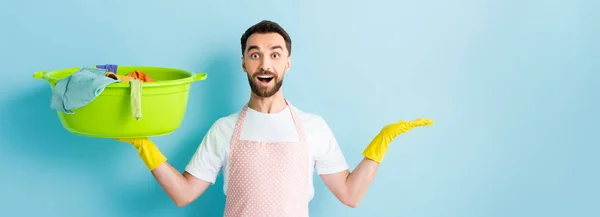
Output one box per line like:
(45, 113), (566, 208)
(345, 157), (380, 206)
(117, 138), (208, 207)
(150, 162), (195, 207)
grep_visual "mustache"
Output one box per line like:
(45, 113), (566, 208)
(253, 69), (277, 77)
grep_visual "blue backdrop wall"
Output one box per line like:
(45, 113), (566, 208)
(0, 0), (598, 216)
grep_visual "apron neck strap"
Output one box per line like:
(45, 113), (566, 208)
(232, 99), (306, 143)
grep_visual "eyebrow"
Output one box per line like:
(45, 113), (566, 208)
(270, 45), (283, 51)
(246, 45), (283, 52)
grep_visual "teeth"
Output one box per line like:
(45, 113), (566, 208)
(258, 75), (273, 78)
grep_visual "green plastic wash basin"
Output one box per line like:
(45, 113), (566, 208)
(33, 65), (207, 138)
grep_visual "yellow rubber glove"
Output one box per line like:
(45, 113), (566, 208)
(363, 118), (434, 163)
(116, 137), (167, 171)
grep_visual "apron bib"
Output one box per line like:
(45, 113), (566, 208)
(223, 102), (309, 217)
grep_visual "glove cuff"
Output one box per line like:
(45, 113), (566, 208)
(362, 134), (390, 163)
(136, 139), (167, 171)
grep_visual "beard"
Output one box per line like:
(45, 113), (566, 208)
(247, 69), (284, 98)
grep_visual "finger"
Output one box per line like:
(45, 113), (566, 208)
(410, 118), (434, 126)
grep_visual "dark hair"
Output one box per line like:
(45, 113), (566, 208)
(240, 20), (292, 56)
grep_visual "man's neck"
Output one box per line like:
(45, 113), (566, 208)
(248, 91), (287, 114)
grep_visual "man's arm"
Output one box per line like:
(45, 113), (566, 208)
(151, 162), (211, 207)
(117, 136), (221, 208)
(320, 118), (434, 208)
(320, 158), (379, 208)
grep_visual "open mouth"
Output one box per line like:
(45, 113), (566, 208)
(257, 75), (274, 84)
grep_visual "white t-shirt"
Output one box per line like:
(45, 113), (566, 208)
(185, 105), (349, 201)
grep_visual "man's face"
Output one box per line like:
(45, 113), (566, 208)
(242, 33), (290, 98)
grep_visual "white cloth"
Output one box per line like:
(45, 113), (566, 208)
(185, 105), (349, 201)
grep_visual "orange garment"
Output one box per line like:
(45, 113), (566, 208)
(127, 70), (154, 82)
(106, 70), (154, 82)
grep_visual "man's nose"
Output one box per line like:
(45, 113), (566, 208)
(260, 59), (272, 72)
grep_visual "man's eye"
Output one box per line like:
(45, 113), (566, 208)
(272, 53), (279, 58)
(251, 53), (260, 59)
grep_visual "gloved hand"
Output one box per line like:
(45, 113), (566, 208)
(363, 118), (434, 163)
(116, 137), (167, 171)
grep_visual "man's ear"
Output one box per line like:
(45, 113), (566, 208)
(285, 56), (292, 72)
(241, 56), (247, 73)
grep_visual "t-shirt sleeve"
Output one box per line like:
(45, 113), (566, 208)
(185, 121), (226, 184)
(314, 118), (350, 175)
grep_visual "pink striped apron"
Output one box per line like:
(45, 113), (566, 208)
(223, 102), (309, 217)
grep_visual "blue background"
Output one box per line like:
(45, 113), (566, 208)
(1, 0), (598, 216)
